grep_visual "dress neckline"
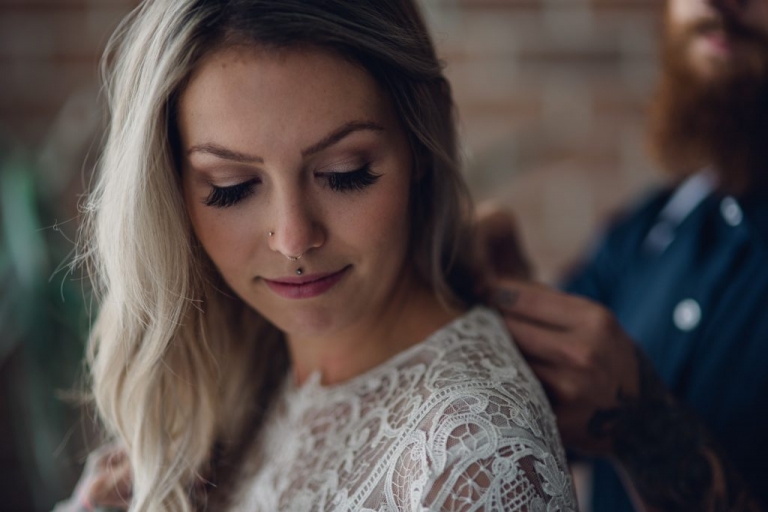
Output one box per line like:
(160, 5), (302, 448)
(284, 306), (490, 401)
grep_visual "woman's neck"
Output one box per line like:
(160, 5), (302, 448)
(285, 284), (464, 387)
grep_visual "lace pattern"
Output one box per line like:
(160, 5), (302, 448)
(229, 307), (577, 511)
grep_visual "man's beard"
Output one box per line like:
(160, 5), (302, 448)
(649, 12), (768, 194)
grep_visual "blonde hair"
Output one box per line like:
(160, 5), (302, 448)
(80, 0), (473, 510)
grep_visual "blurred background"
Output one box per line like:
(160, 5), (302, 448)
(0, 0), (661, 509)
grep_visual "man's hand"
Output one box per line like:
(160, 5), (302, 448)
(489, 280), (640, 455)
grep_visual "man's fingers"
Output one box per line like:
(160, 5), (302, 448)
(491, 280), (596, 329)
(528, 362), (584, 405)
(506, 315), (572, 366)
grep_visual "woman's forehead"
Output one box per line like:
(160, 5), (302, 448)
(178, 46), (395, 149)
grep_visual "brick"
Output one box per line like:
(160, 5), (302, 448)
(0, 8), (131, 59)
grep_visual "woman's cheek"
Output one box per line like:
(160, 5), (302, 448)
(192, 207), (263, 279)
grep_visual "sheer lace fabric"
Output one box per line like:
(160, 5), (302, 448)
(229, 307), (577, 511)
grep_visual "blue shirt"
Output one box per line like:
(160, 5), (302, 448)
(564, 183), (768, 511)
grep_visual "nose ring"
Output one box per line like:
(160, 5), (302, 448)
(268, 230), (307, 261)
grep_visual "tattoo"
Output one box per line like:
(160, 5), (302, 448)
(587, 348), (764, 512)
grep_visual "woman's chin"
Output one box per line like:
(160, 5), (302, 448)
(260, 305), (349, 342)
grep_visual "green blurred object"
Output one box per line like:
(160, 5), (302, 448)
(0, 149), (92, 511)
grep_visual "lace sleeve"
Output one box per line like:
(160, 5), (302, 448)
(388, 391), (577, 511)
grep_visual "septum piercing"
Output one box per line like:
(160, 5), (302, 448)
(268, 230), (305, 261)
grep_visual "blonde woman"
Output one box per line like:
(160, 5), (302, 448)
(58, 0), (576, 510)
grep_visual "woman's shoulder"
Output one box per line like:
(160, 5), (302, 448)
(391, 306), (577, 510)
(419, 306), (542, 396)
(417, 305), (558, 434)
(431, 305), (516, 349)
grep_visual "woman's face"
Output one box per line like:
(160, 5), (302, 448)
(179, 46), (415, 339)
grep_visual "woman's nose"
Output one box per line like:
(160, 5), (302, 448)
(267, 191), (326, 260)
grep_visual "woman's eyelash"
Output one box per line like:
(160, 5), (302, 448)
(325, 165), (381, 192)
(203, 165), (379, 208)
(204, 179), (259, 208)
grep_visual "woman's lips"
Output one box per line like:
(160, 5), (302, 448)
(263, 266), (351, 299)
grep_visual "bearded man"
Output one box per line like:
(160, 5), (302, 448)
(479, 0), (768, 510)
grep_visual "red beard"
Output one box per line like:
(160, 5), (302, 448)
(649, 10), (768, 194)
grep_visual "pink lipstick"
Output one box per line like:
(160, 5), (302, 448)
(263, 266), (350, 299)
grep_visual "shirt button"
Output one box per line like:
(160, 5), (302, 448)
(720, 196), (743, 226)
(673, 299), (701, 332)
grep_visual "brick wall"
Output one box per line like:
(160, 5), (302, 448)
(0, 0), (136, 144)
(424, 0), (664, 281)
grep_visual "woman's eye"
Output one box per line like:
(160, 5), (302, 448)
(204, 178), (259, 208)
(324, 165), (381, 192)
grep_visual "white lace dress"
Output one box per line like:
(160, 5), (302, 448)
(229, 307), (577, 511)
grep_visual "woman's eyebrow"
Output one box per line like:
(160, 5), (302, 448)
(186, 120), (384, 163)
(187, 143), (264, 163)
(301, 120), (384, 157)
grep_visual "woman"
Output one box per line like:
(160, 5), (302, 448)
(59, 0), (576, 510)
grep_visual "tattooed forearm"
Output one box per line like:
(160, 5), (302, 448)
(588, 348), (764, 512)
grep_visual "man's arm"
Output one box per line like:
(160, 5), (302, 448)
(490, 281), (764, 512)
